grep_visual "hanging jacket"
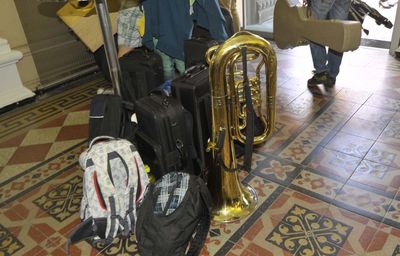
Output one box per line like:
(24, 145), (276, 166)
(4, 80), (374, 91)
(142, 0), (228, 60)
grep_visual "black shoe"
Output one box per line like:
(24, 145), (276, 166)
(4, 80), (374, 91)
(307, 71), (328, 87)
(324, 76), (336, 88)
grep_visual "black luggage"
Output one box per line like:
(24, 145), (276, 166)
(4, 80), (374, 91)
(88, 94), (136, 144)
(135, 94), (198, 179)
(184, 38), (218, 68)
(119, 47), (164, 103)
(184, 7), (234, 68)
(171, 65), (211, 175)
(136, 172), (211, 256)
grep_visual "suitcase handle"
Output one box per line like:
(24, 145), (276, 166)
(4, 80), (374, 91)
(183, 64), (207, 78)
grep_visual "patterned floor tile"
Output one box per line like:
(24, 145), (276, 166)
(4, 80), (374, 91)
(280, 92), (328, 122)
(0, 163), (37, 183)
(349, 160), (400, 198)
(1, 204), (50, 256)
(353, 105), (395, 125)
(7, 144), (53, 165)
(365, 94), (400, 112)
(379, 120), (400, 147)
(383, 196), (400, 229)
(223, 188), (352, 256)
(256, 117), (303, 154)
(62, 110), (90, 126)
(335, 184), (393, 221)
(323, 204), (381, 255)
(334, 88), (372, 104)
(0, 147), (17, 167)
(365, 141), (400, 168)
(341, 117), (387, 140)
(0, 134), (26, 148)
(306, 148), (361, 181)
(325, 132), (375, 159)
(291, 169), (344, 202)
(365, 223), (400, 256)
(252, 156), (300, 186)
(0, 142), (85, 207)
(279, 100), (358, 164)
(55, 124), (88, 142)
(20, 127), (61, 146)
(38, 115), (67, 129)
(46, 139), (86, 159)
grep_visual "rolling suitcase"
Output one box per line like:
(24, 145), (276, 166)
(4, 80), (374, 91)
(171, 65), (211, 175)
(119, 47), (164, 103)
(135, 94), (198, 179)
(88, 94), (136, 144)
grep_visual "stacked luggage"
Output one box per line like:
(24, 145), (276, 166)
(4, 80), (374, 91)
(67, 1), (240, 255)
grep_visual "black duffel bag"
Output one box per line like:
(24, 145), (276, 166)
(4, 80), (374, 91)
(136, 172), (212, 256)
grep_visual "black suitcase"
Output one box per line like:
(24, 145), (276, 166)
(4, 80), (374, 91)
(184, 7), (234, 68)
(119, 47), (164, 103)
(184, 38), (218, 68)
(171, 65), (211, 175)
(88, 94), (136, 144)
(135, 94), (197, 179)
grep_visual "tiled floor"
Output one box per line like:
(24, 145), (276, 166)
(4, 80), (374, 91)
(1, 44), (400, 256)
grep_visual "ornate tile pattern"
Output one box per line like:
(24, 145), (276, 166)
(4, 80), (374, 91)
(266, 204), (352, 255)
(33, 176), (83, 222)
(335, 184), (393, 219)
(0, 78), (103, 141)
(325, 132), (374, 159)
(349, 160), (400, 198)
(0, 223), (24, 255)
(365, 142), (400, 168)
(393, 245), (400, 256)
(291, 170), (343, 201)
(252, 156), (299, 186)
(279, 101), (357, 163)
(306, 148), (361, 180)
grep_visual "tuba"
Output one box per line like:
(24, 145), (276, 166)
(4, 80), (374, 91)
(206, 31), (277, 222)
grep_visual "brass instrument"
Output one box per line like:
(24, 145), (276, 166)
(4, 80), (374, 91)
(206, 31), (277, 222)
(273, 0), (362, 52)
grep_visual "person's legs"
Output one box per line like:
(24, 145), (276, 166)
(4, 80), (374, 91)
(310, 42), (328, 74)
(174, 59), (186, 76)
(326, 0), (351, 79)
(308, 0), (336, 86)
(157, 49), (175, 81)
(327, 48), (343, 78)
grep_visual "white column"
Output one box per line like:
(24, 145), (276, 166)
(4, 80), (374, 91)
(0, 38), (35, 109)
(390, 4), (400, 57)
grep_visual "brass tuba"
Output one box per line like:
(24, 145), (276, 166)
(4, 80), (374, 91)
(206, 31), (277, 222)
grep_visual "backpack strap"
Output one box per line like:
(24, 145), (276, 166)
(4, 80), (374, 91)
(88, 151), (120, 243)
(186, 176), (212, 256)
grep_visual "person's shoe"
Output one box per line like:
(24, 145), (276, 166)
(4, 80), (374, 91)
(307, 71), (328, 87)
(324, 76), (336, 88)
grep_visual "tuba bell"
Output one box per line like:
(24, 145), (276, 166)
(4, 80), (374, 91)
(206, 31), (277, 222)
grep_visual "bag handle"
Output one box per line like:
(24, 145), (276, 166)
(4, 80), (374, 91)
(186, 177), (212, 256)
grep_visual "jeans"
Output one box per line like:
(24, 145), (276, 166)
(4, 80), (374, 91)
(156, 49), (185, 81)
(310, 0), (351, 78)
(153, 38), (185, 81)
